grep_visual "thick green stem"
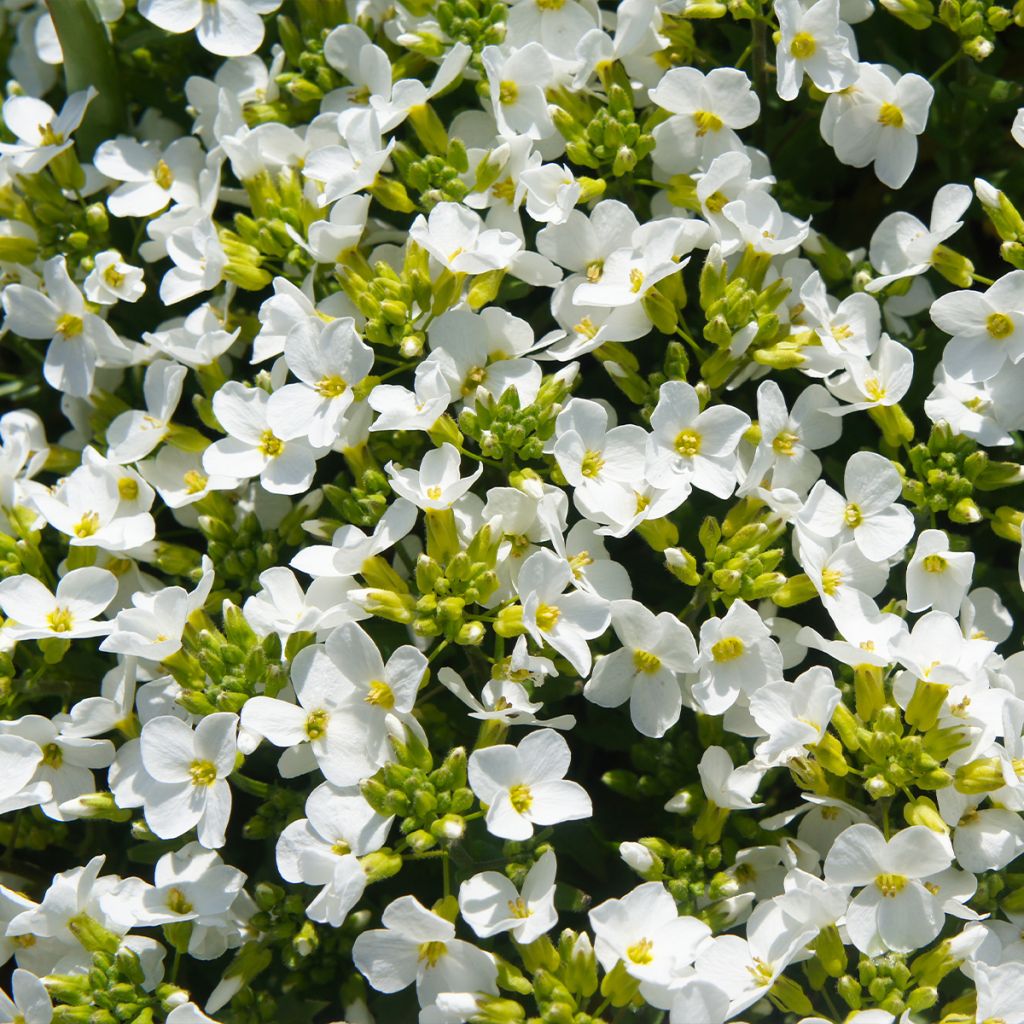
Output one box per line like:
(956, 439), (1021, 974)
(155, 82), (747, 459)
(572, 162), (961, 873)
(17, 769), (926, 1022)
(45, 0), (126, 158)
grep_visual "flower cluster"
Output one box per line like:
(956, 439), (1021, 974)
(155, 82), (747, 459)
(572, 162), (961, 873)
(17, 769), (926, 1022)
(0, 1), (1024, 1023)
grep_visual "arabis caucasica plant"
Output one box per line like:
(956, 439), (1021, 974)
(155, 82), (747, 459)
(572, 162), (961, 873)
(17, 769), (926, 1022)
(2, 1), (1024, 1022)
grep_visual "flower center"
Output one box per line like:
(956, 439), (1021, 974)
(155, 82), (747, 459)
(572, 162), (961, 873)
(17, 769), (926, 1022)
(507, 897), (531, 918)
(987, 312), (1014, 339)
(315, 375), (348, 398)
(864, 377), (886, 401)
(878, 103), (904, 128)
(922, 553), (947, 573)
(772, 431), (799, 456)
(790, 32), (816, 59)
(633, 649), (662, 674)
(711, 636), (744, 662)
(74, 511), (100, 538)
(821, 567), (842, 595)
(103, 265), (125, 288)
(46, 606), (74, 633)
(844, 502), (862, 528)
(417, 940), (447, 967)
(626, 937), (654, 964)
(586, 260), (604, 282)
(674, 428), (702, 457)
(41, 742), (63, 768)
(365, 679), (395, 709)
(118, 477), (139, 501)
(184, 470), (208, 494)
(629, 268), (645, 293)
(535, 603), (561, 631)
(305, 708), (329, 739)
(499, 81), (518, 105)
(189, 759), (217, 787)
(581, 450), (605, 478)
(425, 485), (443, 500)
(166, 887), (193, 914)
(56, 313), (84, 338)
(154, 159), (175, 189)
(331, 840), (352, 856)
(535, 0), (567, 9)
(875, 872), (908, 897)
(259, 430), (283, 457)
(509, 783), (533, 813)
(692, 110), (724, 136)
(573, 317), (599, 339)
(704, 190), (729, 214)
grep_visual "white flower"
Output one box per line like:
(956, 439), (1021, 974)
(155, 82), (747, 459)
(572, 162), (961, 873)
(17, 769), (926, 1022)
(277, 784), (392, 927)
(584, 599), (697, 737)
(386, 443), (483, 512)
(467, 729), (592, 840)
(459, 849), (557, 944)
(517, 548), (610, 677)
(0, 969), (52, 1024)
(823, 823), (954, 954)
(830, 64), (934, 189)
(905, 529), (975, 614)
(749, 667), (842, 765)
(797, 451), (914, 561)
(695, 746), (764, 811)
(352, 896), (497, 1006)
(976, 962), (1024, 1024)
(0, 568), (117, 641)
(646, 381), (750, 496)
(137, 0), (281, 57)
(267, 317), (374, 447)
(93, 137), (203, 218)
(0, 87), (95, 174)
(1014, 107), (1024, 148)
(203, 381), (327, 495)
(410, 202), (522, 275)
(1, 256), (133, 398)
(589, 881), (711, 995)
(481, 43), (555, 140)
(774, 0), (858, 102)
(105, 359), (187, 464)
(930, 271), (1024, 382)
(136, 713), (238, 848)
(649, 67), (760, 173)
(693, 599), (783, 714)
(368, 363), (451, 433)
(84, 250), (146, 305)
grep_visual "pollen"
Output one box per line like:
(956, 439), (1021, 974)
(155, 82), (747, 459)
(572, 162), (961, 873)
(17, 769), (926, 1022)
(305, 708), (329, 739)
(581, 450), (605, 478)
(772, 431), (799, 456)
(509, 782), (533, 813)
(41, 742), (63, 768)
(499, 80), (519, 105)
(843, 502), (862, 528)
(711, 636), (744, 662)
(118, 477), (139, 501)
(986, 312), (1014, 339)
(674, 428), (702, 457)
(166, 887), (194, 915)
(877, 103), (904, 128)
(365, 679), (396, 710)
(46, 606), (74, 633)
(586, 260), (604, 282)
(315, 375), (348, 398)
(507, 897), (531, 918)
(189, 759), (218, 787)
(874, 872), (908, 897)
(154, 159), (175, 189)
(426, 485), (443, 500)
(331, 840), (352, 856)
(864, 377), (886, 402)
(573, 317), (599, 339)
(922, 553), (947, 573)
(73, 511), (100, 538)
(103, 265), (125, 288)
(183, 470), (208, 494)
(56, 313), (84, 338)
(704, 190), (729, 213)
(629, 268), (645, 293)
(417, 940), (447, 967)
(821, 567), (843, 595)
(633, 649), (662, 674)
(535, 603), (561, 631)
(626, 937), (655, 964)
(258, 430), (284, 457)
(692, 110), (724, 136)
(789, 32), (817, 59)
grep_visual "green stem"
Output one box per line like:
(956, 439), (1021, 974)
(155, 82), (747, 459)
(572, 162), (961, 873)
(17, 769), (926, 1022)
(45, 0), (127, 158)
(929, 52), (960, 83)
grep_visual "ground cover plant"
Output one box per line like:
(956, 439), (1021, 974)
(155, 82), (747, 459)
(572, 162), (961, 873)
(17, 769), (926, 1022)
(1, 1), (1024, 1022)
